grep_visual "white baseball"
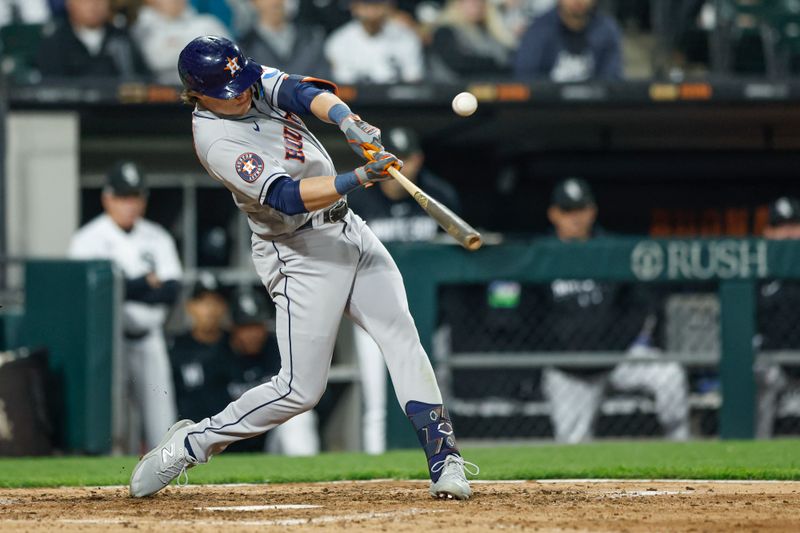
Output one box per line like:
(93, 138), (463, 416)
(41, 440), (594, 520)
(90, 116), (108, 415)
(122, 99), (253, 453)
(452, 91), (478, 117)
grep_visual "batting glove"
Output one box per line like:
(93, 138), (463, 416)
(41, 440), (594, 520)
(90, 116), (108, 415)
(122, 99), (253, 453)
(340, 114), (384, 160)
(355, 151), (402, 185)
(334, 152), (402, 195)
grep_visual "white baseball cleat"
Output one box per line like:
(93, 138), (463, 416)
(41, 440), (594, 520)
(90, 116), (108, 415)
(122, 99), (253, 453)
(129, 419), (198, 498)
(429, 454), (480, 500)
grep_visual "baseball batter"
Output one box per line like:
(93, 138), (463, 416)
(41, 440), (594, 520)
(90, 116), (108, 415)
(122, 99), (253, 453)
(130, 36), (477, 500)
(69, 161), (180, 450)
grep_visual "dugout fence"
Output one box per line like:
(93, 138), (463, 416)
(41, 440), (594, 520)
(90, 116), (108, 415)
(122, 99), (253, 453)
(3, 240), (800, 453)
(385, 238), (800, 447)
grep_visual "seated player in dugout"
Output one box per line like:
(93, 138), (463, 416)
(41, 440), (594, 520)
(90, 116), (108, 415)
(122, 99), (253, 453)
(225, 290), (320, 456)
(347, 126), (461, 243)
(130, 35), (478, 501)
(169, 272), (232, 425)
(540, 178), (689, 443)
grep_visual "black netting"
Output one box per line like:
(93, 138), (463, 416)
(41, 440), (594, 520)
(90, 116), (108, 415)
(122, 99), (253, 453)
(436, 282), (736, 442)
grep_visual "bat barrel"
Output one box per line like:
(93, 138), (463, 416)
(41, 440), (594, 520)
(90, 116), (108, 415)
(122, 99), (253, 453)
(465, 234), (483, 251)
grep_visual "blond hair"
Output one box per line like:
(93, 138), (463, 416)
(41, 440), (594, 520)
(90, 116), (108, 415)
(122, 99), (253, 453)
(180, 89), (199, 106)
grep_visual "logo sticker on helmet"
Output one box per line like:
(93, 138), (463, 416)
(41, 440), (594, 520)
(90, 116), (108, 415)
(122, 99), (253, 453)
(235, 153), (264, 182)
(224, 56), (242, 78)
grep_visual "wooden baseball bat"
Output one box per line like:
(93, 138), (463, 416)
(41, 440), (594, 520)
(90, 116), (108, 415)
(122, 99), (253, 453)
(368, 151), (482, 251)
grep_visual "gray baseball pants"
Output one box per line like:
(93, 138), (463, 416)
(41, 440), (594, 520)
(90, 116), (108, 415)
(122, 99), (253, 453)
(186, 211), (441, 461)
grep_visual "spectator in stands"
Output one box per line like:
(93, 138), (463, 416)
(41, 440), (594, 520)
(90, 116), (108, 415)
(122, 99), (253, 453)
(0, 0), (50, 26)
(541, 178), (689, 443)
(132, 0), (229, 84)
(756, 197), (800, 438)
(37, 0), (149, 79)
(296, 0), (355, 34)
(240, 0), (330, 78)
(429, 0), (514, 80)
(496, 0), (556, 41)
(225, 290), (320, 456)
(514, 0), (622, 82)
(69, 161), (181, 449)
(325, 0), (423, 83)
(345, 127), (459, 454)
(191, 0), (234, 30)
(169, 272), (232, 424)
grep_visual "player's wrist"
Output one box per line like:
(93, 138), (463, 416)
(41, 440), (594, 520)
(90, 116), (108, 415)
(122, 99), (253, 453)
(334, 170), (363, 195)
(329, 103), (354, 128)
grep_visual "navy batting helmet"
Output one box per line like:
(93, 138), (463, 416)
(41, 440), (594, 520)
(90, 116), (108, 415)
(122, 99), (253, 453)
(178, 36), (262, 99)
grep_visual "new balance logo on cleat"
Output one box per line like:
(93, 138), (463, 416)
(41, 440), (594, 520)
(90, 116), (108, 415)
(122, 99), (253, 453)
(130, 419), (198, 498)
(161, 443), (175, 463)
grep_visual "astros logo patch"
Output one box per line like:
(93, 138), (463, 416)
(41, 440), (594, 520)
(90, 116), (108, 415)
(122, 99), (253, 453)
(224, 56), (242, 78)
(235, 153), (264, 182)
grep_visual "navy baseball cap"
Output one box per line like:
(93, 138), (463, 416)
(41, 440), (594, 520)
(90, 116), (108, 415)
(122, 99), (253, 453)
(230, 290), (271, 325)
(106, 161), (146, 197)
(383, 127), (421, 157)
(768, 197), (800, 226)
(178, 36), (262, 100)
(551, 178), (595, 211)
(190, 271), (222, 299)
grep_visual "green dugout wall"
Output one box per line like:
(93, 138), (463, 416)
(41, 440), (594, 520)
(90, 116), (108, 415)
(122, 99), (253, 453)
(6, 239), (798, 453)
(385, 237), (797, 448)
(22, 260), (117, 454)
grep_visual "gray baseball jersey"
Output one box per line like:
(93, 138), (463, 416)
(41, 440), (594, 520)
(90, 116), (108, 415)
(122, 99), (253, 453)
(183, 66), (446, 462)
(192, 66), (337, 239)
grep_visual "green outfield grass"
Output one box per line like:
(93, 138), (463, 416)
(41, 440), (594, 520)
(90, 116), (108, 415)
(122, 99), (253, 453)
(0, 440), (799, 488)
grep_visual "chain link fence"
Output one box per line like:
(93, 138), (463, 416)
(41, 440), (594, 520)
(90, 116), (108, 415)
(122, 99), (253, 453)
(434, 280), (800, 442)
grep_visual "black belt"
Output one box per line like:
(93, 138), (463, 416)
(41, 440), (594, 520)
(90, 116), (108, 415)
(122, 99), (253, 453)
(298, 199), (349, 231)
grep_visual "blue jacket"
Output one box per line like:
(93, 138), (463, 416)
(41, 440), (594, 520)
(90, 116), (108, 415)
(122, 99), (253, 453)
(514, 7), (623, 82)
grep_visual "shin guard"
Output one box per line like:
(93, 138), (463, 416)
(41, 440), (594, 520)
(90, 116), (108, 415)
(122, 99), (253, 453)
(405, 401), (460, 482)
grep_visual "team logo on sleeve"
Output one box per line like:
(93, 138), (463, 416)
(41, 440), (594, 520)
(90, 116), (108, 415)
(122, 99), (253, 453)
(224, 57), (242, 78)
(235, 153), (264, 182)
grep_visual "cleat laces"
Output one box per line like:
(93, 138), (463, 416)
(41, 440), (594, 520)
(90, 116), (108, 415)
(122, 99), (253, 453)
(431, 455), (480, 478)
(156, 455), (197, 486)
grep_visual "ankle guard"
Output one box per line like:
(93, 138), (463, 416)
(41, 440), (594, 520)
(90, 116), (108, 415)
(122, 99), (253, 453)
(406, 401), (460, 482)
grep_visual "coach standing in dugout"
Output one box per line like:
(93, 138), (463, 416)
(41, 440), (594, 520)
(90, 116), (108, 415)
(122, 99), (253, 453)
(756, 197), (800, 438)
(540, 178), (689, 443)
(69, 161), (181, 450)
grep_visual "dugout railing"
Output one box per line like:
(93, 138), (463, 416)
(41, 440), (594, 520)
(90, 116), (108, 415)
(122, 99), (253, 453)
(384, 237), (800, 448)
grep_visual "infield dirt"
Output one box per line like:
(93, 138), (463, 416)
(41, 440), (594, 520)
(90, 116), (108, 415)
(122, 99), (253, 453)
(0, 480), (798, 532)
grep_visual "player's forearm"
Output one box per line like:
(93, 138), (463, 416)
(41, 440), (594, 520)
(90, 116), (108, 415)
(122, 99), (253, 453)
(310, 92), (346, 124)
(270, 157), (396, 214)
(298, 175), (342, 211)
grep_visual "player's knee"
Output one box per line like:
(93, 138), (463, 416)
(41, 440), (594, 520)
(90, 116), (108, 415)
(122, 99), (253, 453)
(290, 386), (325, 413)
